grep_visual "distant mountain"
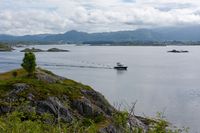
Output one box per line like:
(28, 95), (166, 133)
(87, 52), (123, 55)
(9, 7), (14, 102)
(44, 30), (90, 42)
(1, 26), (200, 43)
(154, 26), (200, 41)
(0, 34), (50, 42)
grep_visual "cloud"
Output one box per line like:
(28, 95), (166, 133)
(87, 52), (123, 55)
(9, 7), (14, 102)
(0, 0), (200, 35)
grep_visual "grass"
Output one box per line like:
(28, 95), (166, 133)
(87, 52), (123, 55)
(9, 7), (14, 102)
(0, 68), (93, 102)
(0, 69), (27, 80)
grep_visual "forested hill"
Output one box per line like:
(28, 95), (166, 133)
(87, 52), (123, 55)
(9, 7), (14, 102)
(1, 26), (200, 43)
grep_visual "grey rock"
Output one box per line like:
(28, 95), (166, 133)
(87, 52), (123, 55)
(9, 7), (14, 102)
(72, 98), (93, 116)
(81, 89), (115, 116)
(27, 93), (35, 101)
(99, 124), (120, 133)
(5, 83), (29, 102)
(35, 69), (65, 83)
(11, 83), (29, 94)
(0, 106), (10, 114)
(36, 97), (73, 123)
(128, 115), (149, 132)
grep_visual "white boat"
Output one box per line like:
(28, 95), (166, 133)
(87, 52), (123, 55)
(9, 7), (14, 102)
(114, 62), (128, 70)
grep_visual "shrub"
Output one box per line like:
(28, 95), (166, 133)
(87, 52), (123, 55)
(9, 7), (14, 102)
(21, 52), (37, 76)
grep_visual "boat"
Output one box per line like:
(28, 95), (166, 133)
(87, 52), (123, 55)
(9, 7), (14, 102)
(114, 62), (128, 70)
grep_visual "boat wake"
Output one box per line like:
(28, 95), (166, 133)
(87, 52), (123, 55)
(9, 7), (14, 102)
(40, 63), (113, 69)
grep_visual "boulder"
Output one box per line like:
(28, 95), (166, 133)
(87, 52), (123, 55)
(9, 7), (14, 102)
(0, 106), (10, 114)
(11, 83), (29, 94)
(36, 97), (73, 123)
(81, 89), (115, 116)
(99, 124), (119, 133)
(72, 98), (93, 116)
(35, 69), (65, 83)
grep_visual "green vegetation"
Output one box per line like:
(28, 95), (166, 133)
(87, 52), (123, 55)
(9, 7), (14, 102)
(112, 111), (189, 133)
(0, 68), (89, 100)
(0, 68), (101, 132)
(0, 111), (99, 133)
(21, 52), (37, 76)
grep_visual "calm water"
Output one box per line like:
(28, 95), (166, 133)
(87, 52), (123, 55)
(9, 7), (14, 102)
(1, 45), (200, 132)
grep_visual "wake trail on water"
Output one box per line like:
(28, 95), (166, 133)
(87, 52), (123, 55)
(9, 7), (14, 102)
(40, 63), (113, 69)
(0, 61), (114, 69)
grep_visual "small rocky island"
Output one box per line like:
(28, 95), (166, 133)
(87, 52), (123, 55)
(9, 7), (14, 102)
(47, 48), (70, 52)
(167, 49), (189, 53)
(21, 47), (69, 52)
(21, 47), (45, 52)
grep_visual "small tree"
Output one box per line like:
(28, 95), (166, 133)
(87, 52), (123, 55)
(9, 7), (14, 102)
(21, 52), (37, 76)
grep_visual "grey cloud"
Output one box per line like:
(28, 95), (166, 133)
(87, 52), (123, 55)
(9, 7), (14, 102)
(156, 3), (194, 11)
(0, 0), (200, 35)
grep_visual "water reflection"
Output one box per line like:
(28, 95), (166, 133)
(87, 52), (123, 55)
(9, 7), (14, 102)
(116, 70), (127, 75)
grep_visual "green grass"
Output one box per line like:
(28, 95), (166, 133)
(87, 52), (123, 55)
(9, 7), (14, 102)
(0, 68), (93, 102)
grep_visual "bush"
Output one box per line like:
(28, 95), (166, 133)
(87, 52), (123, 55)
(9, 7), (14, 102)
(21, 52), (36, 76)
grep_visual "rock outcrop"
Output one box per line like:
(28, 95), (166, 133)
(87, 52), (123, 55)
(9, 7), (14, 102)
(36, 97), (73, 123)
(0, 68), (149, 133)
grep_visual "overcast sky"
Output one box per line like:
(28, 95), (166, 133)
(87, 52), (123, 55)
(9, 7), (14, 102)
(0, 0), (200, 35)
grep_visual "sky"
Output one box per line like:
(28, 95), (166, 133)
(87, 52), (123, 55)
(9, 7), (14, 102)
(0, 0), (200, 35)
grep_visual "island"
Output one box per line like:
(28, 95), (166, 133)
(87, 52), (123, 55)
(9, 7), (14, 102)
(0, 43), (14, 52)
(21, 47), (69, 52)
(167, 49), (189, 53)
(47, 48), (70, 52)
(21, 47), (45, 52)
